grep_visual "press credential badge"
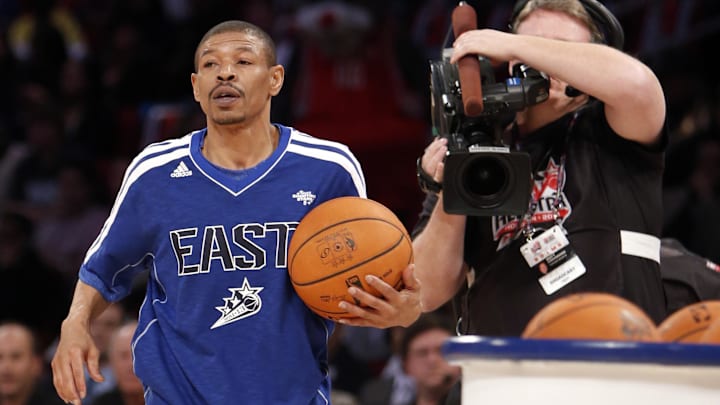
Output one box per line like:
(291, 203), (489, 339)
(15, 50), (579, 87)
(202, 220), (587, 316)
(520, 225), (586, 295)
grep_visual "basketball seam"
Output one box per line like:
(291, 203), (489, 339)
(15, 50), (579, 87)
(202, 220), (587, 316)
(670, 327), (707, 342)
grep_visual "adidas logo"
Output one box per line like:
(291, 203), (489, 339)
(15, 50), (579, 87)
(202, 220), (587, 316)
(171, 161), (193, 178)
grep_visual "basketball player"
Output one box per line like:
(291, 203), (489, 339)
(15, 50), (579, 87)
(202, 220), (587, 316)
(413, 0), (667, 335)
(51, 20), (422, 405)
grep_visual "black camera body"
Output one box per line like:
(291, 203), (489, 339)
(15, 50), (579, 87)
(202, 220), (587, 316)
(429, 56), (549, 216)
(442, 140), (533, 217)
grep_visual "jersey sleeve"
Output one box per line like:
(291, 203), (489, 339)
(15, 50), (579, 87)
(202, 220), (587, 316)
(79, 166), (153, 302)
(331, 150), (367, 198)
(286, 129), (367, 199)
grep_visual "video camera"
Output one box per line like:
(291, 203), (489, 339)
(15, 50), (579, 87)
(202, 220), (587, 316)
(427, 51), (550, 216)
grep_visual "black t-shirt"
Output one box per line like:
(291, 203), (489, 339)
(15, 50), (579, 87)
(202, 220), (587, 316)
(413, 103), (667, 336)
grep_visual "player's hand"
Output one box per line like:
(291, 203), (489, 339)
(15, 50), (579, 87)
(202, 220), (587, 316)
(337, 264), (422, 328)
(51, 319), (105, 404)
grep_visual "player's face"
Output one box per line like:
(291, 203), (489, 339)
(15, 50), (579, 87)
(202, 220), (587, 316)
(191, 31), (283, 126)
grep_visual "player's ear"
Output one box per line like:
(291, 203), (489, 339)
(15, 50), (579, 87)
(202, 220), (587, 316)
(269, 65), (284, 96)
(191, 73), (200, 102)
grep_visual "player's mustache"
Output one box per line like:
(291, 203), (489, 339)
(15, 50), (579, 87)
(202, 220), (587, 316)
(210, 84), (244, 98)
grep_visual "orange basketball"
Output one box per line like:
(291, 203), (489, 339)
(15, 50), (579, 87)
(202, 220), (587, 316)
(658, 300), (720, 343)
(522, 292), (660, 341)
(288, 196), (413, 320)
(700, 318), (720, 344)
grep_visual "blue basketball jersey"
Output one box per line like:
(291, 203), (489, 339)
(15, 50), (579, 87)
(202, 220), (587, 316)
(79, 125), (366, 404)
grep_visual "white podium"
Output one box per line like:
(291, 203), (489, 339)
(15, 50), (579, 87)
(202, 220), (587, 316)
(443, 336), (720, 405)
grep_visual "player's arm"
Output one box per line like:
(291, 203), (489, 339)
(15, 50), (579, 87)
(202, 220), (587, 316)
(51, 280), (111, 405)
(451, 29), (666, 145)
(53, 161), (152, 404)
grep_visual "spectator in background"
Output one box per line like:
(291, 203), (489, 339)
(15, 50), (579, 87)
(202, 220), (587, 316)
(663, 132), (720, 264)
(33, 159), (109, 281)
(95, 18), (153, 157)
(274, 0), (430, 228)
(0, 212), (71, 354)
(0, 29), (18, 140)
(359, 312), (460, 405)
(3, 105), (66, 223)
(6, 0), (87, 91)
(91, 320), (144, 405)
(58, 58), (113, 158)
(328, 322), (424, 399)
(0, 321), (65, 405)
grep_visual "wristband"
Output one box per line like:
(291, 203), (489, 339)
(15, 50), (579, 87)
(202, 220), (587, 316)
(416, 157), (442, 194)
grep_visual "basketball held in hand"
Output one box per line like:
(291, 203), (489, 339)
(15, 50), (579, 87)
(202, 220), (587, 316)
(700, 318), (720, 344)
(522, 292), (660, 341)
(288, 197), (413, 321)
(658, 300), (720, 343)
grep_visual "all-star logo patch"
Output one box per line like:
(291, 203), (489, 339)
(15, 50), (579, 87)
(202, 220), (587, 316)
(211, 278), (264, 329)
(492, 158), (572, 250)
(292, 190), (316, 206)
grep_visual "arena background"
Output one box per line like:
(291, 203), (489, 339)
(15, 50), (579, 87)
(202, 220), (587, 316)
(1, 0), (719, 402)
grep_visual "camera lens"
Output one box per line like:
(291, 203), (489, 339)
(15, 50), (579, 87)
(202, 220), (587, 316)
(443, 150), (531, 216)
(461, 156), (508, 199)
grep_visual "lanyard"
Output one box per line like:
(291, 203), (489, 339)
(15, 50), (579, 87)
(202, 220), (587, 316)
(510, 111), (579, 241)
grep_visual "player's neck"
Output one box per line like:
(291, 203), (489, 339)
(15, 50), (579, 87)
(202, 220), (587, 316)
(202, 122), (279, 170)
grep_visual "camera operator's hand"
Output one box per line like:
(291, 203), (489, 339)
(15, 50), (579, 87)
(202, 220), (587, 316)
(421, 137), (448, 185)
(449, 25), (665, 144)
(450, 29), (516, 66)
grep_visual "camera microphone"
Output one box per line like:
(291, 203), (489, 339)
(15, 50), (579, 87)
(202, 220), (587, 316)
(451, 2), (483, 117)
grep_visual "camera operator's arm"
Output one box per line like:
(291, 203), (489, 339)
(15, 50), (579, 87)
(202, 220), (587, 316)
(450, 29), (665, 145)
(412, 138), (469, 312)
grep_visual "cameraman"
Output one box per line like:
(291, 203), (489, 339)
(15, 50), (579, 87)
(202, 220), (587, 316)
(412, 0), (667, 336)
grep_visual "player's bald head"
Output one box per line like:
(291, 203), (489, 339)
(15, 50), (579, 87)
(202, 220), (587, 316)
(194, 20), (277, 71)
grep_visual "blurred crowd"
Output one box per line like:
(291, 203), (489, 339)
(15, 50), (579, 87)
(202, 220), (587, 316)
(1, 0), (720, 404)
